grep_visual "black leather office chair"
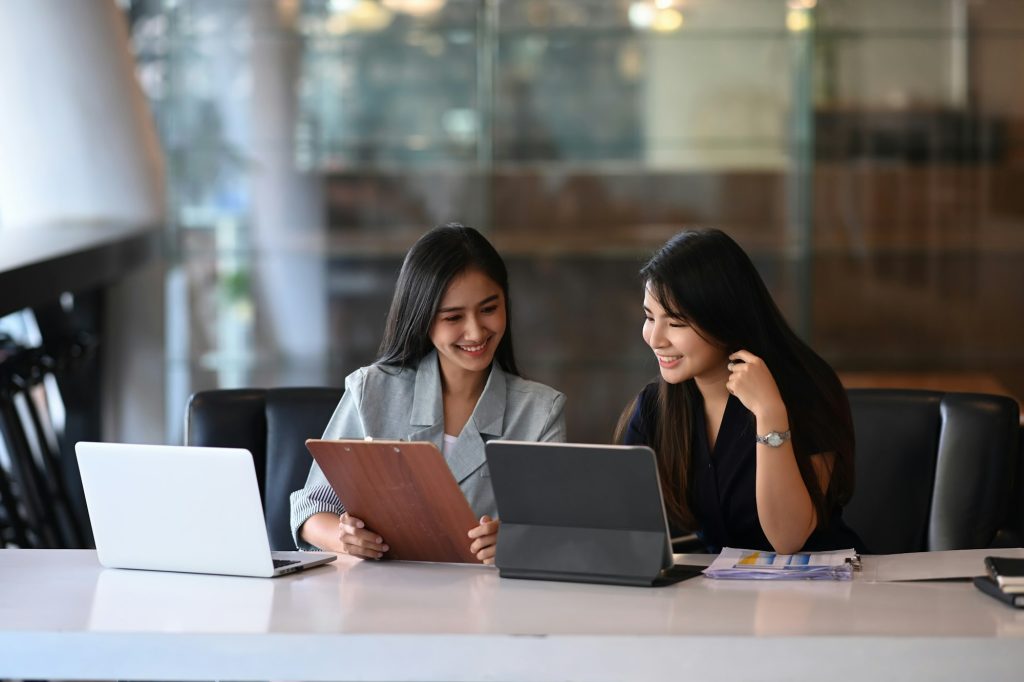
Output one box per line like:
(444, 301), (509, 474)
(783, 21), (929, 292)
(184, 387), (343, 550)
(1003, 425), (1024, 546)
(845, 389), (1020, 554)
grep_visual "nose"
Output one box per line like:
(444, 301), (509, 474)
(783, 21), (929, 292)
(464, 314), (484, 341)
(647, 320), (667, 349)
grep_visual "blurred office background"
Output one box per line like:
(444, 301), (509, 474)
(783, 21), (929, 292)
(1, 0), (1023, 546)
(126, 0), (1024, 443)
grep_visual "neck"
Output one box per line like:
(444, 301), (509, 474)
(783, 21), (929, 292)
(694, 364), (731, 404)
(438, 358), (489, 401)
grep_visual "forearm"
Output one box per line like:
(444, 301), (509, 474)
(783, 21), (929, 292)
(299, 512), (343, 552)
(753, 406), (816, 554)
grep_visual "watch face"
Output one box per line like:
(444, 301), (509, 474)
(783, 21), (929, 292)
(766, 433), (783, 447)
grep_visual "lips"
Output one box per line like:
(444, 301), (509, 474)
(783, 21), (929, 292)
(656, 354), (682, 368)
(456, 337), (490, 357)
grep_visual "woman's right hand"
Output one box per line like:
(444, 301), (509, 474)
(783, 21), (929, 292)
(338, 512), (389, 559)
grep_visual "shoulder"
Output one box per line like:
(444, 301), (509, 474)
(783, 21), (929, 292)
(344, 364), (415, 405)
(343, 362), (416, 397)
(505, 374), (565, 411)
(637, 381), (659, 406)
(632, 381), (661, 421)
(622, 382), (660, 445)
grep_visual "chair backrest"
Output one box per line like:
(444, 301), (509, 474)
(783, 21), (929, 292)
(184, 387), (343, 550)
(845, 388), (1019, 554)
(997, 425), (1024, 548)
(1016, 426), (1024, 544)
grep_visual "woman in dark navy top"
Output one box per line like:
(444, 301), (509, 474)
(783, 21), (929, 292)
(617, 229), (865, 554)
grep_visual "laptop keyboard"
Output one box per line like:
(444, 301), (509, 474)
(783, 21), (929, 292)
(272, 558), (300, 568)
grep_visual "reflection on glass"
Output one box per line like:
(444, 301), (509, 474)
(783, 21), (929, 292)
(127, 0), (1024, 443)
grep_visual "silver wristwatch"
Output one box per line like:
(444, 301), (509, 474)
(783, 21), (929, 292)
(755, 430), (791, 447)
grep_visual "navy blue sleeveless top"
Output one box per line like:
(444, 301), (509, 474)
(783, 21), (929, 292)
(623, 382), (866, 554)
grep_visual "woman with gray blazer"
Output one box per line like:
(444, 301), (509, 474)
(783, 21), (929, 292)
(290, 224), (566, 563)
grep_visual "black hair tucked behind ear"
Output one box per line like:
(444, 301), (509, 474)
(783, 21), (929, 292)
(620, 228), (854, 532)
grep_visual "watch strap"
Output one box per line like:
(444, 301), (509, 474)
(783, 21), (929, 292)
(755, 429), (791, 447)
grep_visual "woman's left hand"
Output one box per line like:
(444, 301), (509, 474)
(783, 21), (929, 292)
(726, 350), (787, 424)
(468, 515), (501, 564)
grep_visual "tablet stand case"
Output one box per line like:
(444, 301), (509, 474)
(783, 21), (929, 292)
(486, 441), (680, 587)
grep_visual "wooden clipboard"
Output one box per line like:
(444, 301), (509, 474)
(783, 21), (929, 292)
(305, 438), (479, 564)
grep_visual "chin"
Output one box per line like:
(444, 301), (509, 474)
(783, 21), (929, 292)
(455, 354), (495, 372)
(659, 368), (692, 385)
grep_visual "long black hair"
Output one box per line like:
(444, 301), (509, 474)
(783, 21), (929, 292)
(376, 223), (520, 376)
(616, 228), (854, 531)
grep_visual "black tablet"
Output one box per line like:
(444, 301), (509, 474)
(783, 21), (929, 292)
(485, 440), (704, 587)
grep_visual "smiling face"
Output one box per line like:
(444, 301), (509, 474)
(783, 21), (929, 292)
(642, 285), (729, 385)
(429, 268), (507, 379)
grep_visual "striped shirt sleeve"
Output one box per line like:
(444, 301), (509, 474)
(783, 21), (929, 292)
(289, 370), (366, 550)
(289, 463), (346, 551)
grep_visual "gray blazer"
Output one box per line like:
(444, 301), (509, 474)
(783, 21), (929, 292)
(289, 350), (566, 550)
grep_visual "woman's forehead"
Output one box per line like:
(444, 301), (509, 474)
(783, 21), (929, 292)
(441, 269), (503, 303)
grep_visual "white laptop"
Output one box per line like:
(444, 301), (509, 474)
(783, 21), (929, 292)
(76, 442), (336, 578)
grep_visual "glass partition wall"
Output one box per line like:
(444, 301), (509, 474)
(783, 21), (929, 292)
(128, 0), (1024, 442)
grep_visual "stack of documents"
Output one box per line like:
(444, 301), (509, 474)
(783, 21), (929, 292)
(704, 547), (858, 581)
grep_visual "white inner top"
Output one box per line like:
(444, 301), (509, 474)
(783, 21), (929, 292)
(442, 433), (457, 456)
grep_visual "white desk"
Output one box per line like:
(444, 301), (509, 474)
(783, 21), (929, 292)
(2, 549), (1024, 681)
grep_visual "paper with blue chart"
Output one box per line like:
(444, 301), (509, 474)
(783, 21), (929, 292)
(704, 547), (858, 580)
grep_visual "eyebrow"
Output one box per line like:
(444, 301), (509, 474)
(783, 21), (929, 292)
(644, 303), (686, 321)
(438, 294), (499, 314)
